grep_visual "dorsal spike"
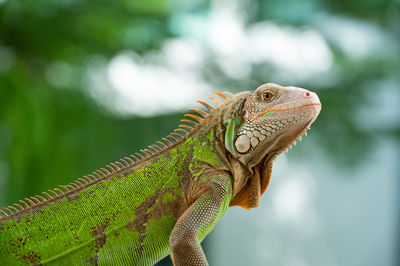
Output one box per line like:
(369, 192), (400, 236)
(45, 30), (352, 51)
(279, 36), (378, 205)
(162, 137), (173, 146)
(184, 113), (203, 122)
(140, 149), (147, 156)
(179, 124), (194, 130)
(153, 144), (163, 152)
(190, 108), (208, 118)
(223, 91), (234, 97)
(31, 196), (41, 204)
(78, 178), (89, 185)
(69, 182), (77, 189)
(87, 174), (97, 180)
(143, 149), (151, 157)
(110, 163), (121, 171)
(96, 170), (107, 177)
(212, 91), (230, 101)
(93, 172), (102, 179)
(72, 181), (83, 187)
(105, 165), (115, 173)
(174, 128), (189, 136)
(140, 149), (151, 158)
(145, 148), (154, 156)
(155, 145), (163, 151)
(19, 200), (30, 209)
(13, 203), (24, 211)
(36, 195), (46, 202)
(148, 146), (158, 153)
(82, 176), (92, 183)
(49, 190), (59, 197)
(24, 198), (35, 207)
(130, 154), (139, 161)
(171, 132), (184, 139)
(3, 207), (12, 214)
(85, 176), (95, 183)
(152, 145), (162, 152)
(59, 185), (73, 193)
(59, 185), (70, 192)
(42, 192), (53, 199)
(168, 134), (179, 142)
(124, 156), (135, 165)
(156, 141), (167, 149)
(208, 96), (224, 106)
(66, 184), (75, 190)
(181, 119), (197, 126)
(197, 100), (215, 112)
(135, 153), (145, 160)
(116, 160), (126, 168)
(0, 209), (8, 217)
(101, 168), (111, 175)
(53, 188), (64, 195)
(108, 163), (117, 171)
(8, 206), (19, 213)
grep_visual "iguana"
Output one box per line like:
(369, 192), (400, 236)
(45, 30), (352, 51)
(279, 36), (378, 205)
(0, 83), (321, 265)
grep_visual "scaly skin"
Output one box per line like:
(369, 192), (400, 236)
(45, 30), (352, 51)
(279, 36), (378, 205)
(0, 83), (321, 265)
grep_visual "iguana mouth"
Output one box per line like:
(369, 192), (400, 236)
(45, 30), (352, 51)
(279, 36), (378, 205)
(252, 103), (321, 121)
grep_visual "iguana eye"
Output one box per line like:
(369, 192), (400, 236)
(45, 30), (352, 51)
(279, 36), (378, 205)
(262, 91), (274, 102)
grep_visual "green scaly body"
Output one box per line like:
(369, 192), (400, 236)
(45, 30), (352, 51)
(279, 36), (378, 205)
(0, 128), (230, 265)
(0, 83), (322, 265)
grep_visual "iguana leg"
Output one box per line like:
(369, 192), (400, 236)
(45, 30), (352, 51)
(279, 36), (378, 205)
(169, 174), (232, 266)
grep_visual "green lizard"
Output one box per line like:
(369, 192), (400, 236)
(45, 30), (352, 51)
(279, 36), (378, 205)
(0, 83), (321, 265)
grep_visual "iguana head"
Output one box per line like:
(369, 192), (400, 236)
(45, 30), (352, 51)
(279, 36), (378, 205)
(225, 83), (321, 209)
(231, 83), (321, 166)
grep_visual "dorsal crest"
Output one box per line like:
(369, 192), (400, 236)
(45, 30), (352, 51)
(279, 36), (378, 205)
(0, 91), (234, 220)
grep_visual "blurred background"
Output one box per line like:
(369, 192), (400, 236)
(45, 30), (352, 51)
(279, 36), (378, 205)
(0, 0), (399, 265)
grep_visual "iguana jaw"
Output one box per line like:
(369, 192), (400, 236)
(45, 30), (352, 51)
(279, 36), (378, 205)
(245, 107), (320, 169)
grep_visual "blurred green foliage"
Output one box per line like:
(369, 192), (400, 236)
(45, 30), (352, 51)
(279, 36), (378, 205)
(0, 0), (399, 265)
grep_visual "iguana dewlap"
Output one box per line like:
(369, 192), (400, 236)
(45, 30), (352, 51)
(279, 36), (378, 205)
(0, 83), (321, 265)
